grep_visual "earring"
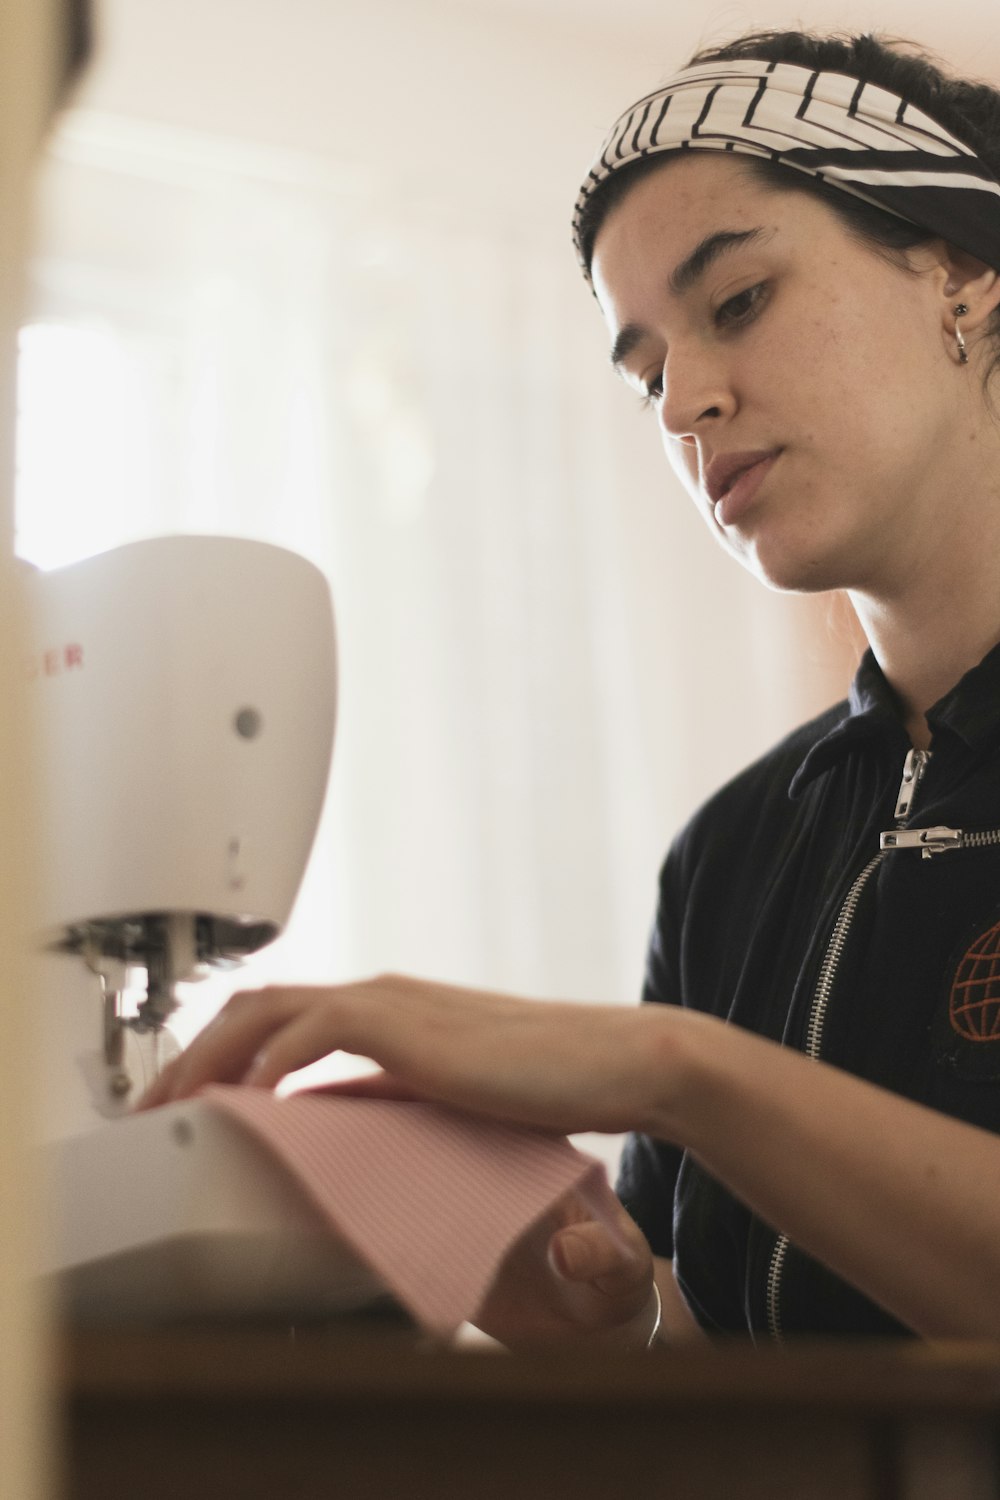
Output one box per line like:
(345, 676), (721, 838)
(953, 302), (970, 365)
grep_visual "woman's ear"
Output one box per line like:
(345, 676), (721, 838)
(941, 246), (1000, 331)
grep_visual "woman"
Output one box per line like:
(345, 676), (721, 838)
(141, 30), (1000, 1346)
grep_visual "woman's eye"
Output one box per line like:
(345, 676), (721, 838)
(714, 282), (767, 329)
(639, 374), (664, 410)
(635, 285), (767, 411)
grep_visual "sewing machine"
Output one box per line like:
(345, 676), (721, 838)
(30, 536), (380, 1321)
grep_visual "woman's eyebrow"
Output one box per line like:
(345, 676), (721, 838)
(610, 226), (772, 370)
(609, 324), (649, 370)
(669, 227), (769, 296)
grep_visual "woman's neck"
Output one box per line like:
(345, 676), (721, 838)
(846, 419), (1000, 749)
(851, 573), (1000, 750)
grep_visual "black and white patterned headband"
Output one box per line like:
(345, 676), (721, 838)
(572, 59), (1000, 282)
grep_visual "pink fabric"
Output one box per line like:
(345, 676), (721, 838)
(203, 1086), (609, 1337)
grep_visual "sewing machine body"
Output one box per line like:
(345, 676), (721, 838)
(28, 536), (369, 1321)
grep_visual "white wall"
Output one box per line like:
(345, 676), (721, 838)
(75, 0), (1000, 197)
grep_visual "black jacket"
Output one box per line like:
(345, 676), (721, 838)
(617, 645), (1000, 1338)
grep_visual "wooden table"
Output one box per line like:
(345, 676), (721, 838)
(59, 1326), (1000, 1500)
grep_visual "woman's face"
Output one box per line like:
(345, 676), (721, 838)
(590, 153), (961, 596)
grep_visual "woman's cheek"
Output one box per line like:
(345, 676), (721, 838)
(662, 435), (701, 502)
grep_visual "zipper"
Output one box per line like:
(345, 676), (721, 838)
(764, 746), (930, 1343)
(880, 826), (1000, 857)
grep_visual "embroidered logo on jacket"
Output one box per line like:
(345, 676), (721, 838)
(949, 920), (1000, 1042)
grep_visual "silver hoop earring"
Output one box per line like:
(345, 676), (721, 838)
(953, 302), (970, 365)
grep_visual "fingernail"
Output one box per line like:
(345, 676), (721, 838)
(550, 1231), (590, 1280)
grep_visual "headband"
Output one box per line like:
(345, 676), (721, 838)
(572, 59), (1000, 283)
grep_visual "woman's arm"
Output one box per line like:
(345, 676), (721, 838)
(139, 972), (1000, 1336)
(658, 1012), (1000, 1339)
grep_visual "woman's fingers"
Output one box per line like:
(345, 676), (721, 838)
(549, 1188), (651, 1304)
(134, 973), (676, 1138)
(550, 1219), (646, 1298)
(137, 986), (319, 1107)
(140, 977), (451, 1107)
(473, 1184), (655, 1346)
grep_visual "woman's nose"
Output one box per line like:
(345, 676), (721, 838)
(657, 349), (735, 440)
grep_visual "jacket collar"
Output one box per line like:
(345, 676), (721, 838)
(790, 640), (1000, 797)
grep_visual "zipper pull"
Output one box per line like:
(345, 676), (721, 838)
(893, 747), (930, 822)
(880, 825), (963, 857)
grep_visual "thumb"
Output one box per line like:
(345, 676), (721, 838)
(548, 1219), (649, 1298)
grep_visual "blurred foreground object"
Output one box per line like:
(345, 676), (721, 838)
(0, 2), (92, 1496)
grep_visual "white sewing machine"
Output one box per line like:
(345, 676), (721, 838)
(29, 536), (380, 1322)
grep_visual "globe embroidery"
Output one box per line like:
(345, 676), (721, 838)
(950, 920), (1000, 1042)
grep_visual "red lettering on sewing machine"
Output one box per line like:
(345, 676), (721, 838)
(25, 643), (85, 680)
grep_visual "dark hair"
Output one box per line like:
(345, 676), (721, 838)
(576, 31), (1000, 381)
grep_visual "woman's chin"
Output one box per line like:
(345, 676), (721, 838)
(720, 526), (851, 597)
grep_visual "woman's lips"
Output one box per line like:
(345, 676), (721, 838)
(712, 451), (781, 528)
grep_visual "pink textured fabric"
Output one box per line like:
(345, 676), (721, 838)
(203, 1086), (610, 1337)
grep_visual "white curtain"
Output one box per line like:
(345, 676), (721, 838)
(21, 109), (858, 1155)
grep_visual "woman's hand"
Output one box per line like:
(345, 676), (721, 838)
(473, 1183), (659, 1350)
(137, 974), (680, 1349)
(137, 973), (685, 1137)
